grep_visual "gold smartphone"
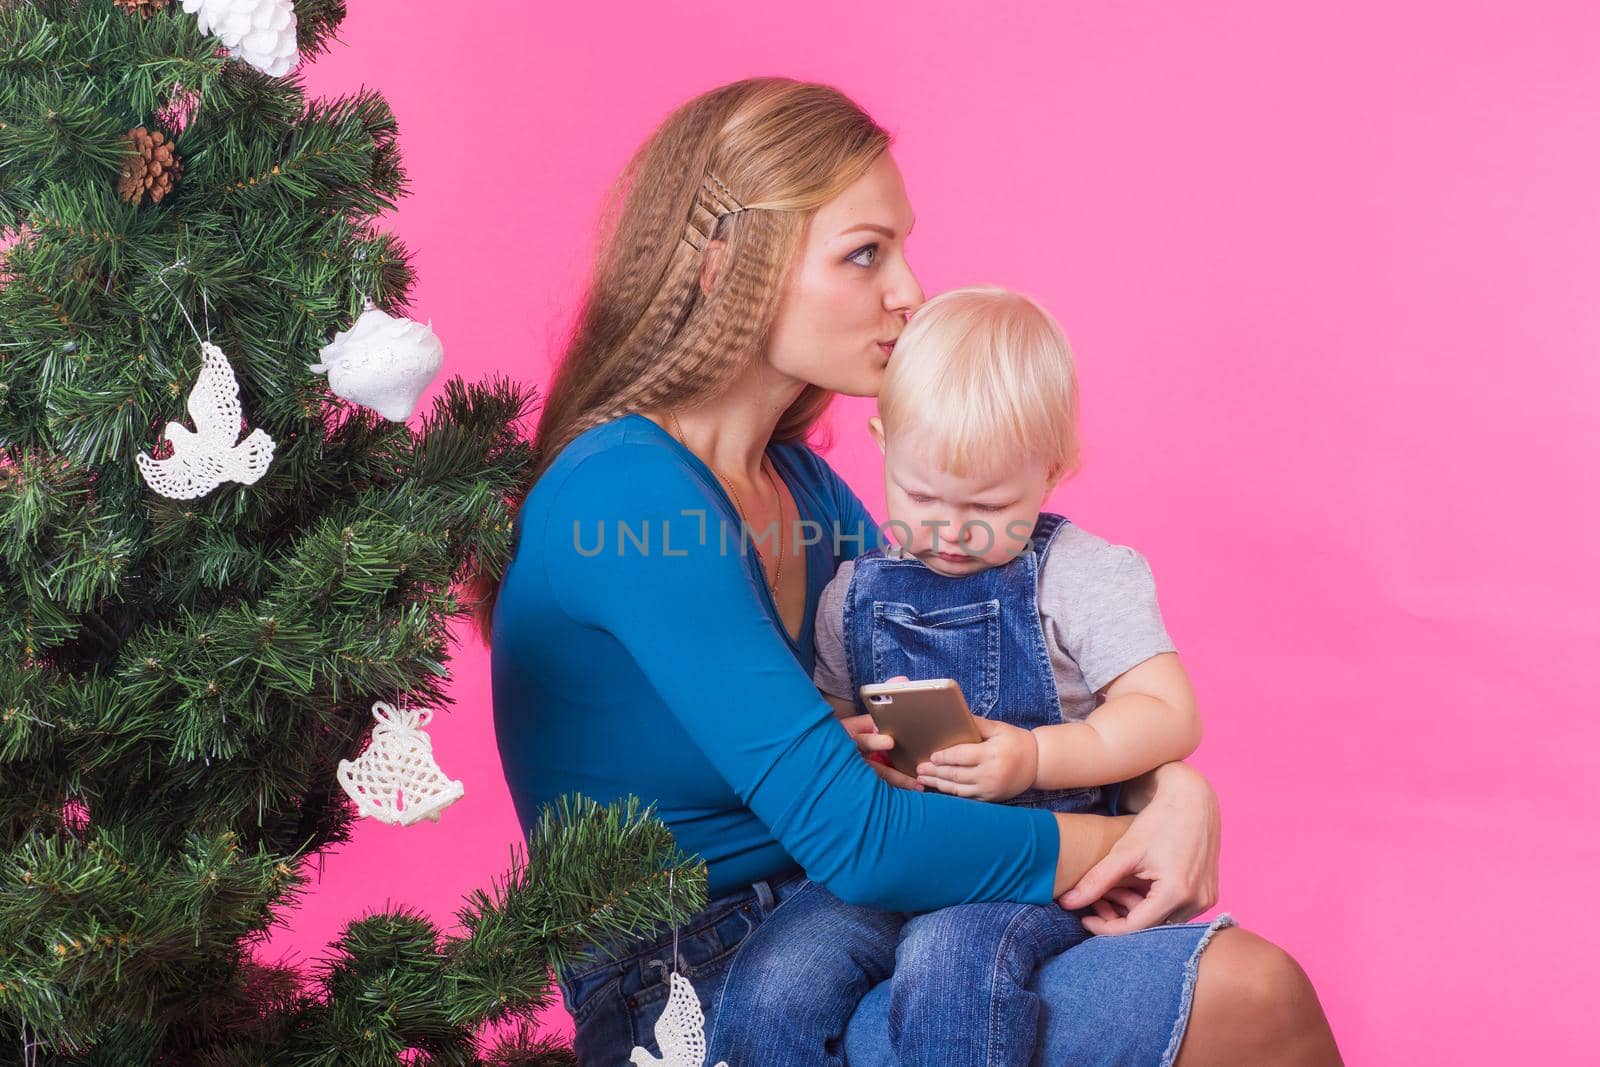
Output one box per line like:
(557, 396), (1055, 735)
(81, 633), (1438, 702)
(858, 678), (983, 781)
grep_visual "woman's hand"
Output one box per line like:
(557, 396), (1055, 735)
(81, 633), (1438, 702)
(1057, 761), (1220, 934)
(838, 712), (924, 791)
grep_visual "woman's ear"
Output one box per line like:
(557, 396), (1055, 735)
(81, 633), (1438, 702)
(699, 240), (726, 297)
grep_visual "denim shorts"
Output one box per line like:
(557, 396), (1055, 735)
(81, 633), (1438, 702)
(555, 867), (1236, 1067)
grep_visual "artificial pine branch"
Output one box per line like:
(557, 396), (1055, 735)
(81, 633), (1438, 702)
(1, 2), (703, 1062)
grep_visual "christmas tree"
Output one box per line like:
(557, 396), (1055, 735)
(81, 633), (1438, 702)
(0, 2), (706, 1062)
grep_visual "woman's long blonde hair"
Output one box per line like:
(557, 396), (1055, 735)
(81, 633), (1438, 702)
(466, 78), (891, 645)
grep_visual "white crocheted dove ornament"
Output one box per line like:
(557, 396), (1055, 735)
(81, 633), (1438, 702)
(308, 304), (445, 422)
(136, 341), (275, 499)
(630, 971), (730, 1067)
(337, 701), (464, 826)
(181, 0), (298, 77)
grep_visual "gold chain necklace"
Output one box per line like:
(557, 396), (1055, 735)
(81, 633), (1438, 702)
(666, 410), (783, 598)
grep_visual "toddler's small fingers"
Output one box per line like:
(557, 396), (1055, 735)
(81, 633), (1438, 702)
(918, 774), (975, 797)
(930, 744), (983, 767)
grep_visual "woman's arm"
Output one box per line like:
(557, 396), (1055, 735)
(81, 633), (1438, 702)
(1059, 760), (1221, 932)
(539, 441), (1125, 911)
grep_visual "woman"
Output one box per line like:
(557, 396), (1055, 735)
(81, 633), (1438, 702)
(477, 78), (1341, 1065)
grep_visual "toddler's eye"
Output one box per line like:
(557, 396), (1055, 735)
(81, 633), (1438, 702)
(847, 243), (878, 267)
(975, 504), (1005, 513)
(907, 492), (934, 504)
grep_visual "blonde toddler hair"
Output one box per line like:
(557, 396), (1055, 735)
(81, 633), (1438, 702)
(878, 286), (1081, 482)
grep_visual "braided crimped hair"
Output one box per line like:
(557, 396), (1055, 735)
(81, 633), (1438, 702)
(466, 78), (890, 644)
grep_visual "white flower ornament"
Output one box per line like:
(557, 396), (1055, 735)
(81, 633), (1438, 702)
(309, 303), (445, 422)
(181, 0), (299, 78)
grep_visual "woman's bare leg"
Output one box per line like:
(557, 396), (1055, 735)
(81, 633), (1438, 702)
(1173, 927), (1343, 1067)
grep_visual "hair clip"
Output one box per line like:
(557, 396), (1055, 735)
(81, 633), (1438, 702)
(700, 170), (746, 218)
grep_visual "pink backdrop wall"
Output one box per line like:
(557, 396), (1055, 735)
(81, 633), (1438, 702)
(262, 2), (1600, 1062)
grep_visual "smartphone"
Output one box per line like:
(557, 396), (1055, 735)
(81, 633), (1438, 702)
(858, 678), (983, 781)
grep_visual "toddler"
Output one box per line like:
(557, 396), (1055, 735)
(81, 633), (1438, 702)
(710, 286), (1202, 1067)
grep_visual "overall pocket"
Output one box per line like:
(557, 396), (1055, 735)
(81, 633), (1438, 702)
(870, 599), (1001, 717)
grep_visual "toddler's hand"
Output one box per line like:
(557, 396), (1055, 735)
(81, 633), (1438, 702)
(918, 718), (1038, 802)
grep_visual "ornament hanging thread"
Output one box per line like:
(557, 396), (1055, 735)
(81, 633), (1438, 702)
(629, 869), (732, 1067)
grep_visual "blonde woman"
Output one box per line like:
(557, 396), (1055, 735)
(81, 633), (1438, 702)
(477, 78), (1340, 1066)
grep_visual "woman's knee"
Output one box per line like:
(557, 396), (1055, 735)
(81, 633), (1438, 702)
(1193, 927), (1321, 1035)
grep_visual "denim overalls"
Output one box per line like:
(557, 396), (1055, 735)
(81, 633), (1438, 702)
(842, 510), (1106, 816)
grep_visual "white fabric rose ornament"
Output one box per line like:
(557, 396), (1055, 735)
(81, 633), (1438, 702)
(309, 303), (446, 422)
(182, 0), (299, 78)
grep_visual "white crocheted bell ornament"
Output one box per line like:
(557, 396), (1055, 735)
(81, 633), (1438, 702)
(308, 303), (445, 422)
(336, 701), (465, 826)
(630, 971), (730, 1067)
(181, 0), (299, 78)
(137, 341), (275, 499)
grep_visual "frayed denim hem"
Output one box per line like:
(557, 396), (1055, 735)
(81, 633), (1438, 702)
(1158, 912), (1238, 1067)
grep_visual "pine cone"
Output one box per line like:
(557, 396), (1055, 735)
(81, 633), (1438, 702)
(117, 126), (183, 206)
(115, 0), (172, 16)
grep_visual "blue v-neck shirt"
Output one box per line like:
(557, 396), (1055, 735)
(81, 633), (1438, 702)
(490, 413), (1061, 908)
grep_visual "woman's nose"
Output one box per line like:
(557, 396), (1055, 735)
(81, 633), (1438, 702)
(887, 259), (924, 314)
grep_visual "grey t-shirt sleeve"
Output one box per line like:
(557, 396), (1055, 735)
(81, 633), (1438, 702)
(812, 561), (855, 699)
(1038, 527), (1177, 696)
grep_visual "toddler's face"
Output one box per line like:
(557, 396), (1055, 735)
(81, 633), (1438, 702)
(869, 417), (1062, 577)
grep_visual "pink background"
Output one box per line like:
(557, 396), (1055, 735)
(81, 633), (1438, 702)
(261, 2), (1600, 1062)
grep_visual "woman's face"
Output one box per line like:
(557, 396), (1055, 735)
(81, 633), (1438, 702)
(764, 152), (924, 397)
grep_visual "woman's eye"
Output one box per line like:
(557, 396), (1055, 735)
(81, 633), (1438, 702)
(847, 243), (878, 267)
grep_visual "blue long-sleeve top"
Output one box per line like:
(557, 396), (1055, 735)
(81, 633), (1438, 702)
(490, 412), (1064, 909)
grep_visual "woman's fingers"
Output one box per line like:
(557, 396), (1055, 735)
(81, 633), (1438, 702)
(854, 732), (895, 753)
(870, 761), (924, 791)
(839, 713), (899, 760)
(1059, 843), (1136, 909)
(1106, 887), (1144, 912)
(838, 713), (878, 738)
(1081, 882), (1183, 936)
